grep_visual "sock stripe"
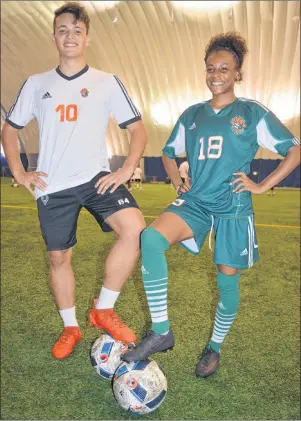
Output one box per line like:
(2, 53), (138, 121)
(152, 315), (168, 322)
(215, 319), (235, 328)
(217, 310), (237, 318)
(146, 288), (168, 295)
(141, 227), (170, 335)
(151, 310), (168, 317)
(150, 305), (167, 311)
(148, 294), (167, 300)
(151, 307), (168, 313)
(209, 271), (240, 353)
(214, 325), (232, 332)
(145, 282), (167, 288)
(215, 317), (234, 327)
(213, 325), (235, 335)
(212, 331), (225, 338)
(211, 335), (224, 343)
(144, 277), (168, 283)
(149, 300), (167, 306)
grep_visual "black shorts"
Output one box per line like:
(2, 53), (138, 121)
(37, 171), (139, 251)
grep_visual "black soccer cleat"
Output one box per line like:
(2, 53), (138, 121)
(195, 345), (220, 378)
(121, 330), (175, 362)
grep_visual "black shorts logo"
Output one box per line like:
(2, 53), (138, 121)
(118, 198), (130, 206)
(41, 195), (49, 206)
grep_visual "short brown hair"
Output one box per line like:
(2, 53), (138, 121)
(53, 2), (90, 34)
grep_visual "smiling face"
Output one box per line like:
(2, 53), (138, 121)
(53, 13), (89, 59)
(205, 50), (240, 98)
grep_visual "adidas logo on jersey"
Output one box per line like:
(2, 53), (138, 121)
(218, 301), (226, 310)
(141, 266), (150, 275)
(240, 248), (248, 256)
(189, 122), (196, 130)
(42, 92), (52, 99)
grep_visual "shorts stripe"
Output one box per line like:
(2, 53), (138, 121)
(248, 215), (254, 268)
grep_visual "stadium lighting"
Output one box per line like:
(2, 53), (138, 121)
(106, 146), (112, 159)
(269, 91), (300, 122)
(171, 1), (239, 12)
(90, 1), (119, 11)
(151, 96), (207, 127)
(151, 101), (172, 126)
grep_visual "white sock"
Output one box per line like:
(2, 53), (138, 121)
(96, 287), (120, 310)
(59, 306), (79, 327)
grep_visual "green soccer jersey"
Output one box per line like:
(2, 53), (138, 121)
(163, 98), (299, 217)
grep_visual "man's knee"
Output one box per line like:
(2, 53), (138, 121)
(119, 224), (145, 248)
(49, 249), (72, 268)
(141, 227), (170, 253)
(110, 209), (146, 240)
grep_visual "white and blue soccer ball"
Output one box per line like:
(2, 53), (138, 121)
(112, 359), (167, 415)
(90, 334), (129, 380)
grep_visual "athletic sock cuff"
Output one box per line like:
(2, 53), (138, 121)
(141, 227), (170, 251)
(217, 270), (240, 288)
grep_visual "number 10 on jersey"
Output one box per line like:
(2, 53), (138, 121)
(55, 104), (78, 122)
(198, 136), (223, 159)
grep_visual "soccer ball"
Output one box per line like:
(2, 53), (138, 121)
(112, 359), (167, 415)
(90, 334), (129, 380)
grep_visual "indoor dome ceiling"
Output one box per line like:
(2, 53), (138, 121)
(1, 1), (300, 164)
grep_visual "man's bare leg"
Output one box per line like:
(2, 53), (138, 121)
(89, 208), (146, 342)
(49, 248), (81, 359)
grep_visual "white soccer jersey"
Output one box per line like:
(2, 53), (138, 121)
(6, 66), (141, 198)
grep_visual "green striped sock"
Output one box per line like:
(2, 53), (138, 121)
(141, 227), (170, 334)
(209, 271), (240, 353)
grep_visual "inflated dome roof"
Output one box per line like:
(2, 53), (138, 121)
(1, 1), (300, 161)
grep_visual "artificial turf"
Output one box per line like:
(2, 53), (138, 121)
(1, 179), (300, 420)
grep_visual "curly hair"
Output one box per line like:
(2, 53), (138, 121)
(53, 2), (90, 34)
(204, 32), (248, 81)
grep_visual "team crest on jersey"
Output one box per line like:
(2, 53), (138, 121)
(80, 88), (89, 98)
(230, 115), (247, 135)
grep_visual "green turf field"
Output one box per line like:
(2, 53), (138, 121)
(1, 179), (300, 420)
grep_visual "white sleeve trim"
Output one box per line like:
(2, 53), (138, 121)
(256, 118), (278, 153)
(171, 122), (186, 155)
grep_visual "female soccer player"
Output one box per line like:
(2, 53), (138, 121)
(122, 32), (300, 377)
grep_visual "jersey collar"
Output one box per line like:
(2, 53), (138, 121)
(204, 98), (238, 117)
(55, 65), (89, 81)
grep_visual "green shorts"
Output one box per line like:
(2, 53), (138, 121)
(163, 198), (259, 270)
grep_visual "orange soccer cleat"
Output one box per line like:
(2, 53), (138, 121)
(89, 303), (136, 343)
(51, 327), (82, 359)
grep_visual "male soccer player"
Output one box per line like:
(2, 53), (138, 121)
(2, 2), (148, 359)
